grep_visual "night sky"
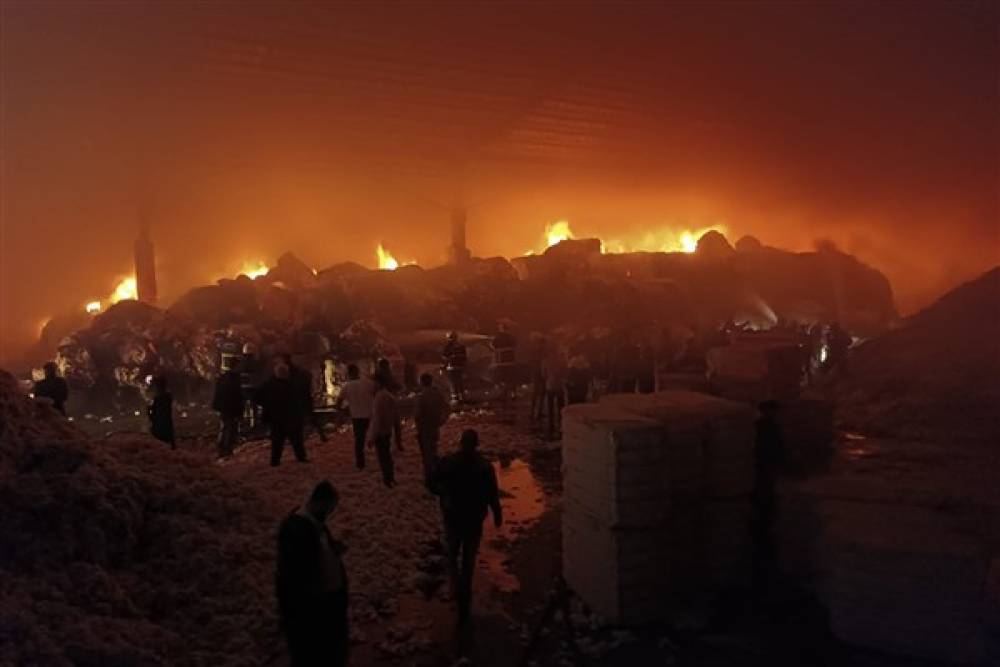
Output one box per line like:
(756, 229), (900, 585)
(1, 1), (997, 361)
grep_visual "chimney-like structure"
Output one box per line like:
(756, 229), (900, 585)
(447, 207), (471, 265)
(134, 222), (158, 304)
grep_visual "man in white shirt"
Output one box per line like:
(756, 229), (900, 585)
(365, 373), (403, 487)
(336, 364), (375, 469)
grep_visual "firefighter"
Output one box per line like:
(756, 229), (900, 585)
(492, 322), (518, 400)
(442, 331), (468, 405)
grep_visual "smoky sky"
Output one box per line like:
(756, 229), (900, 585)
(1, 1), (997, 362)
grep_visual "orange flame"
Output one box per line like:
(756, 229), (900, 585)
(85, 301), (102, 314)
(602, 224), (728, 254)
(376, 243), (417, 270)
(110, 276), (138, 303)
(238, 261), (270, 279)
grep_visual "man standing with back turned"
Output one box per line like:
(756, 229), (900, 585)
(430, 429), (503, 625)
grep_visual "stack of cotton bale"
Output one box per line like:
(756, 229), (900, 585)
(561, 391), (755, 624)
(823, 503), (991, 664)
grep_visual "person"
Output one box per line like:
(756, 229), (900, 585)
(752, 400), (785, 596)
(374, 357), (402, 394)
(336, 363), (375, 469)
(492, 323), (518, 399)
(257, 359), (309, 466)
(542, 347), (568, 440)
(277, 481), (350, 667)
(366, 372), (402, 487)
(527, 334), (548, 420)
(212, 366), (244, 460)
(147, 375), (176, 449)
(414, 373), (450, 484)
(442, 331), (468, 404)
(611, 339), (640, 393)
(281, 354), (327, 444)
(430, 429), (502, 624)
(565, 354), (594, 405)
(824, 322), (852, 373)
(237, 342), (266, 430)
(32, 361), (69, 415)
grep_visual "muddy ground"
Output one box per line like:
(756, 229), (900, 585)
(74, 398), (947, 667)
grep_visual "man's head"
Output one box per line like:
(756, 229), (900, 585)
(419, 373), (433, 388)
(43, 361), (58, 379)
(152, 375), (168, 393)
(460, 428), (479, 453)
(273, 360), (291, 380)
(278, 353), (294, 368)
(306, 480), (339, 521)
(347, 363), (360, 380)
(447, 331), (459, 343)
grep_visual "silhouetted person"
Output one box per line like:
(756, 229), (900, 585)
(612, 340), (640, 393)
(492, 323), (518, 398)
(375, 357), (401, 393)
(824, 322), (852, 373)
(336, 364), (374, 469)
(366, 373), (402, 487)
(277, 481), (349, 667)
(414, 373), (450, 484)
(212, 367), (243, 460)
(281, 354), (326, 443)
(148, 375), (175, 449)
(258, 359), (309, 466)
(442, 331), (468, 404)
(566, 354), (594, 405)
(528, 335), (548, 419)
(542, 348), (568, 440)
(32, 361), (68, 415)
(752, 400), (785, 596)
(430, 429), (502, 624)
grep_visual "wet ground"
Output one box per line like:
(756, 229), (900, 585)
(72, 402), (969, 666)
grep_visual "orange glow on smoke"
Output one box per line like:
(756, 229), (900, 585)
(237, 261), (270, 279)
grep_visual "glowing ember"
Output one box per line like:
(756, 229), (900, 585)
(110, 276), (138, 303)
(85, 301), (102, 314)
(238, 261), (270, 279)
(376, 243), (399, 270)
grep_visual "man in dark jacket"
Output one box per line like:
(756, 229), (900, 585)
(257, 359), (309, 466)
(212, 367), (244, 459)
(277, 481), (349, 667)
(32, 362), (69, 415)
(430, 429), (503, 624)
(752, 399), (785, 597)
(147, 375), (175, 449)
(442, 331), (468, 404)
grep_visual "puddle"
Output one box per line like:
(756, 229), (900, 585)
(478, 458), (547, 593)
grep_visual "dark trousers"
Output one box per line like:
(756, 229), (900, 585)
(545, 390), (564, 439)
(271, 423), (307, 466)
(446, 368), (465, 402)
(417, 429), (439, 484)
(373, 434), (395, 486)
(445, 521), (484, 620)
(217, 415), (239, 458)
(351, 418), (370, 469)
(283, 589), (349, 667)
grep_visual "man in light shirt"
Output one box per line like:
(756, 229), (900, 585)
(365, 372), (402, 487)
(336, 364), (375, 469)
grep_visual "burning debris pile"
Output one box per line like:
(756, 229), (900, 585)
(40, 233), (896, 404)
(0, 369), (279, 666)
(832, 266), (1000, 443)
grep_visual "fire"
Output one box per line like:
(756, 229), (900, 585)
(376, 243), (399, 270)
(602, 224), (729, 254)
(238, 261), (270, 279)
(85, 301), (102, 314)
(111, 276), (138, 303)
(545, 220), (574, 247)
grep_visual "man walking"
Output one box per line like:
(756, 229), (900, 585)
(32, 361), (69, 415)
(430, 429), (503, 624)
(414, 373), (450, 485)
(277, 481), (350, 667)
(212, 366), (243, 460)
(337, 364), (374, 469)
(257, 359), (309, 466)
(366, 373), (402, 487)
